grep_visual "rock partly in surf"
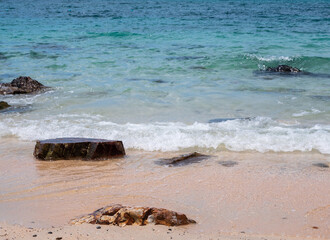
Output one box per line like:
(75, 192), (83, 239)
(266, 65), (301, 73)
(34, 138), (125, 161)
(155, 152), (210, 166)
(0, 101), (10, 110)
(0, 76), (48, 95)
(70, 204), (196, 226)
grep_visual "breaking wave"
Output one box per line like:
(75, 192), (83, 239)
(0, 115), (329, 154)
(243, 54), (330, 72)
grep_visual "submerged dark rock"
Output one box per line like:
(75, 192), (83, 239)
(0, 76), (48, 95)
(126, 78), (166, 84)
(190, 66), (207, 70)
(255, 67), (330, 79)
(312, 163), (329, 168)
(166, 56), (206, 61)
(310, 95), (330, 101)
(0, 101), (10, 110)
(34, 138), (125, 161)
(155, 152), (210, 166)
(218, 160), (238, 167)
(70, 204), (196, 226)
(208, 117), (251, 123)
(266, 65), (301, 73)
(0, 105), (33, 114)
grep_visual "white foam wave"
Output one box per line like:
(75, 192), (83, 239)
(0, 114), (330, 154)
(292, 108), (323, 117)
(0, 116), (329, 154)
(245, 54), (294, 62)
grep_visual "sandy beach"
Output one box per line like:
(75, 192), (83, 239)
(1, 222), (328, 240)
(0, 140), (329, 239)
(1, 0), (330, 239)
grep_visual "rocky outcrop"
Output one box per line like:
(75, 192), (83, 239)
(34, 138), (125, 160)
(70, 204), (196, 226)
(0, 101), (10, 110)
(155, 152), (210, 166)
(0, 76), (48, 95)
(266, 65), (301, 73)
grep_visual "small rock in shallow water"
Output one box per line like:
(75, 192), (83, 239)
(155, 152), (210, 166)
(34, 138), (125, 160)
(0, 101), (10, 110)
(312, 163), (329, 168)
(190, 66), (207, 70)
(70, 204), (196, 226)
(0, 76), (48, 95)
(266, 65), (301, 73)
(218, 161), (238, 167)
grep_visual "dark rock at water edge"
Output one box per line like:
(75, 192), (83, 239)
(312, 163), (329, 168)
(0, 104), (33, 114)
(266, 65), (301, 73)
(0, 76), (48, 95)
(0, 101), (10, 110)
(34, 138), (125, 161)
(155, 152), (210, 166)
(218, 160), (238, 167)
(70, 204), (196, 226)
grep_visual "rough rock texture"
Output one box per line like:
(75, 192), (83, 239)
(0, 76), (47, 95)
(34, 138), (125, 160)
(0, 101), (10, 110)
(266, 65), (301, 73)
(155, 152), (210, 166)
(70, 204), (196, 226)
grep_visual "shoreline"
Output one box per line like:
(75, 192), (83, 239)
(0, 139), (329, 239)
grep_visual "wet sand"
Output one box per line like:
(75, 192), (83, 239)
(0, 139), (329, 239)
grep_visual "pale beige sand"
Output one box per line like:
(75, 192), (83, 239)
(0, 222), (327, 240)
(0, 139), (329, 239)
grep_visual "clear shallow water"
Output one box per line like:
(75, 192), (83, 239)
(0, 0), (329, 153)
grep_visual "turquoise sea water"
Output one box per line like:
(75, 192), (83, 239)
(0, 0), (329, 153)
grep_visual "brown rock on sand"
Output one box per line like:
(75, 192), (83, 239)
(70, 204), (196, 227)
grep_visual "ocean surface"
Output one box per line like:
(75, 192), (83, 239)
(0, 0), (329, 154)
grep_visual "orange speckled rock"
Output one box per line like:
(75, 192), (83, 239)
(70, 204), (196, 227)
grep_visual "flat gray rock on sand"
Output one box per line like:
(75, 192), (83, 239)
(34, 138), (125, 160)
